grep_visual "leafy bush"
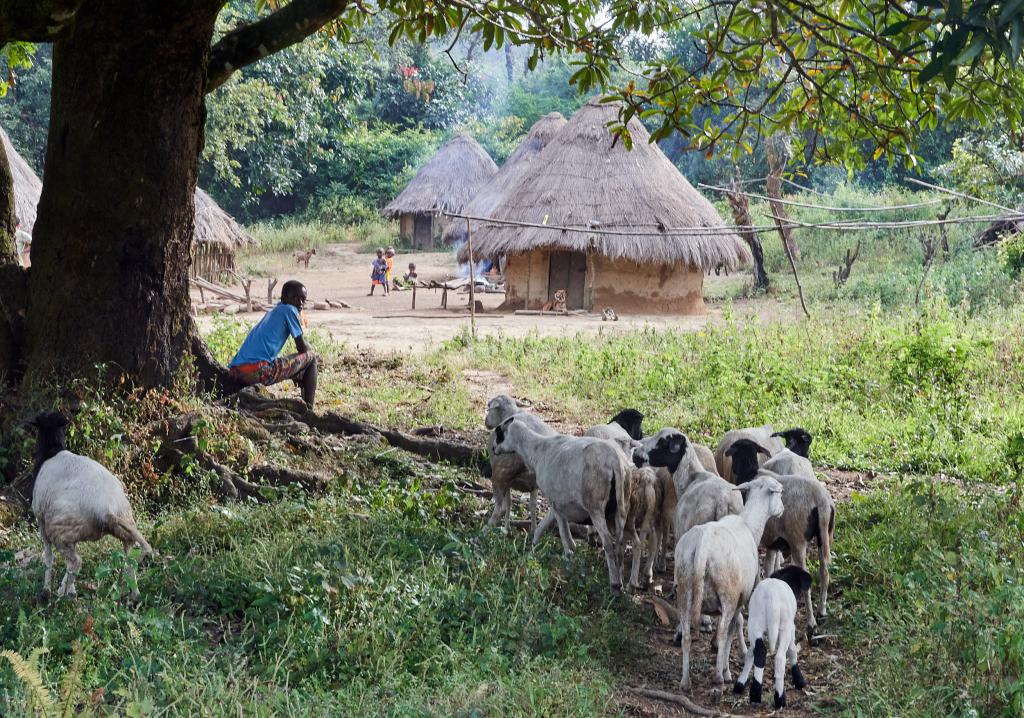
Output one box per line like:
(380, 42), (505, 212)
(999, 232), (1024, 277)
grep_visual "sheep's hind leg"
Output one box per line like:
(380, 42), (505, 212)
(554, 514), (576, 557)
(713, 600), (738, 691)
(590, 512), (621, 591)
(773, 640), (788, 708)
(123, 539), (141, 602)
(734, 637), (755, 695)
(531, 510), (558, 549)
(793, 545), (817, 631)
(39, 527), (54, 600)
(487, 485), (509, 528)
(56, 544), (82, 598)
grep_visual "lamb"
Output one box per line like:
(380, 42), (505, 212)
(728, 438), (836, 630)
(491, 415), (631, 590)
(481, 394), (556, 532)
(585, 408), (644, 458)
(715, 425), (785, 482)
(675, 476), (786, 691)
(29, 412), (153, 601)
(734, 566), (813, 708)
(762, 427), (815, 479)
(619, 466), (663, 589)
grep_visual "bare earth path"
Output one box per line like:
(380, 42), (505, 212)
(196, 243), (803, 353)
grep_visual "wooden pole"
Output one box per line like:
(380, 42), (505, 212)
(411, 282), (417, 310)
(466, 217), (476, 338)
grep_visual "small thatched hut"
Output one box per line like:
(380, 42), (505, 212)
(442, 113), (567, 247)
(191, 187), (257, 281)
(1, 127), (43, 233)
(382, 134), (497, 250)
(461, 100), (750, 314)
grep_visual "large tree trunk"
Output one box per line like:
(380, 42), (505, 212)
(0, 136), (26, 381)
(25, 1), (220, 388)
(766, 134), (800, 262)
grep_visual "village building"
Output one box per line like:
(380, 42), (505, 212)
(461, 101), (751, 314)
(382, 134), (497, 250)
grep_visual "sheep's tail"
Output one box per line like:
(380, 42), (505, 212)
(608, 459), (629, 544)
(766, 611), (782, 654)
(112, 518), (153, 558)
(818, 502), (834, 564)
(682, 537), (710, 629)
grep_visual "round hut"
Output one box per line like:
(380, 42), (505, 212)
(442, 113), (567, 247)
(382, 134), (497, 250)
(1, 127), (43, 233)
(461, 100), (750, 314)
(191, 187), (257, 282)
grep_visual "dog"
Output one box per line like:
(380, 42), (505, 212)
(294, 248), (316, 269)
(541, 288), (567, 313)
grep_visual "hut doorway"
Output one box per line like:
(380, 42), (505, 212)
(413, 215), (434, 250)
(548, 251), (587, 309)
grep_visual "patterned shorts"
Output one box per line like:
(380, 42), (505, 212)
(229, 352), (315, 387)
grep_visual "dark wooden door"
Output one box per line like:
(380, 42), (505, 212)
(547, 251), (587, 309)
(413, 215), (433, 249)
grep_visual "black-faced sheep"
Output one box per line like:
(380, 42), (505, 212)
(715, 425), (785, 482)
(734, 566), (813, 708)
(729, 438), (836, 631)
(29, 412), (152, 600)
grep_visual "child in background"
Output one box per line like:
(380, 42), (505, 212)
(369, 248), (389, 296)
(384, 247), (396, 288)
(393, 262), (418, 290)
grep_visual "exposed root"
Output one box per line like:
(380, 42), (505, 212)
(626, 687), (741, 717)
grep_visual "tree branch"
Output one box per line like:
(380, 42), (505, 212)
(206, 0), (350, 93)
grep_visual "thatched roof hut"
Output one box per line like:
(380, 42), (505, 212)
(382, 134), (497, 250)
(442, 113), (567, 246)
(461, 100), (750, 314)
(191, 187), (256, 281)
(1, 127), (42, 233)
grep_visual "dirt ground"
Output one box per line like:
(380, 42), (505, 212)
(194, 243), (803, 352)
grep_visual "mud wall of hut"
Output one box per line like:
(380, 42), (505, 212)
(589, 255), (704, 314)
(501, 251), (705, 314)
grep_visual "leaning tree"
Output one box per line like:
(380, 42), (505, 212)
(0, 0), (1022, 391)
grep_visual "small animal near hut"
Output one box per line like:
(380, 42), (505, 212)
(461, 100), (751, 314)
(382, 134), (498, 250)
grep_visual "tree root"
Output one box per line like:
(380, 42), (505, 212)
(625, 687), (741, 717)
(228, 388), (488, 471)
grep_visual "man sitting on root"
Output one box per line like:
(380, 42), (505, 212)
(228, 280), (319, 408)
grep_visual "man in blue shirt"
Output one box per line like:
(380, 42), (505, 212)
(228, 280), (319, 407)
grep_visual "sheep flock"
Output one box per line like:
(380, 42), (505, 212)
(486, 393), (836, 707)
(22, 396), (838, 710)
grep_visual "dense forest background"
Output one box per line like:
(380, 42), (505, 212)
(2, 3), (1021, 227)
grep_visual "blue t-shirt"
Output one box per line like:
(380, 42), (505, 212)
(229, 303), (303, 367)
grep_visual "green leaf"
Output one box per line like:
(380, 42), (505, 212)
(1000, 0), (1024, 25)
(882, 20), (913, 36)
(919, 54), (947, 82)
(954, 33), (988, 64)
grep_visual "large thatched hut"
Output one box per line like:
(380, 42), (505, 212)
(461, 100), (750, 314)
(191, 187), (257, 281)
(442, 113), (567, 247)
(1, 127), (43, 233)
(382, 134), (497, 250)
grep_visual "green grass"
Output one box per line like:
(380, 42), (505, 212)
(0, 449), (633, 716)
(4, 185), (1024, 716)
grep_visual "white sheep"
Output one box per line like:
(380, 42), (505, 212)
(29, 412), (153, 601)
(728, 437), (836, 630)
(675, 476), (785, 692)
(734, 566), (813, 708)
(715, 425), (785, 483)
(491, 415), (631, 590)
(482, 394), (556, 532)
